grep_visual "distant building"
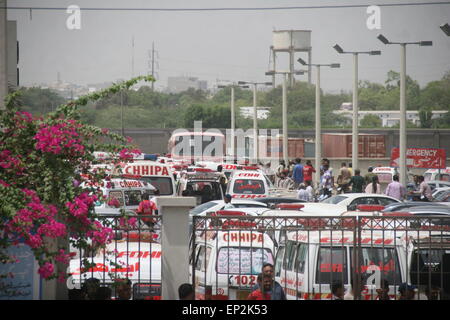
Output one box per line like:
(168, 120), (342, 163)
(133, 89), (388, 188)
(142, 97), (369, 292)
(167, 76), (208, 93)
(240, 106), (271, 120)
(333, 109), (448, 127)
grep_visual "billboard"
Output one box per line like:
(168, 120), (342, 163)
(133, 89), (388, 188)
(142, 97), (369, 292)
(390, 147), (446, 169)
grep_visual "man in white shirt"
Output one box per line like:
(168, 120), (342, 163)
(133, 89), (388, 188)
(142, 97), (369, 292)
(223, 194), (235, 209)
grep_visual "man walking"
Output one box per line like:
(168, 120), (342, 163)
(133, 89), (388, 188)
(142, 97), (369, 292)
(418, 175), (432, 201)
(385, 175), (407, 201)
(348, 169), (365, 193)
(292, 158), (304, 189)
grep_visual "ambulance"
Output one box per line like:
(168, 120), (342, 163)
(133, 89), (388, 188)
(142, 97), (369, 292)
(119, 160), (177, 197)
(177, 168), (224, 205)
(227, 170), (272, 199)
(372, 167), (398, 192)
(275, 227), (407, 300)
(424, 168), (450, 182)
(81, 178), (156, 211)
(190, 224), (275, 300)
(68, 231), (162, 300)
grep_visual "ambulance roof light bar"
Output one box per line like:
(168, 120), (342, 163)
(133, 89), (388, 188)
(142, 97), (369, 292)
(276, 203), (305, 210)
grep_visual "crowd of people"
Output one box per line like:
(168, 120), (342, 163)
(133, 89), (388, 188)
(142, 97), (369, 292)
(266, 158), (434, 202)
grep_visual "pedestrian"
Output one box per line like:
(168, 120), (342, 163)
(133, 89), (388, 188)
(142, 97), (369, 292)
(303, 160), (316, 186)
(375, 279), (391, 300)
(297, 183), (309, 201)
(337, 162), (352, 193)
(364, 167), (377, 186)
(251, 263), (286, 300)
(305, 180), (315, 202)
(398, 283), (416, 300)
(223, 194), (235, 209)
(247, 273), (272, 300)
(348, 162), (353, 176)
(418, 175), (432, 201)
(292, 158), (304, 189)
(178, 283), (195, 300)
(217, 165), (228, 183)
(276, 160), (286, 178)
(219, 176), (227, 195)
(136, 192), (158, 227)
(331, 281), (344, 300)
(385, 175), (407, 201)
(82, 278), (100, 300)
(348, 169), (365, 193)
(264, 162), (276, 185)
(365, 175), (381, 194)
(277, 171), (294, 190)
(320, 163), (334, 198)
(115, 278), (132, 300)
(288, 160), (295, 178)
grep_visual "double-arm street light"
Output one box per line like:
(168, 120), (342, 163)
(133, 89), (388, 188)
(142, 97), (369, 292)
(237, 80), (272, 163)
(333, 44), (381, 172)
(377, 34), (432, 187)
(265, 70), (305, 166)
(298, 57), (340, 187)
(218, 83), (249, 160)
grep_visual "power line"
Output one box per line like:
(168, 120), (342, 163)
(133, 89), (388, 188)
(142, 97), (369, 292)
(4, 2), (450, 12)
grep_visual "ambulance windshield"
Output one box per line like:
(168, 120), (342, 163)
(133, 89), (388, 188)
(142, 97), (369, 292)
(217, 247), (274, 275)
(233, 179), (265, 194)
(141, 177), (173, 195)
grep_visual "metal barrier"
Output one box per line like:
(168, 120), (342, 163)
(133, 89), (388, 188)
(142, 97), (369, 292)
(191, 215), (450, 300)
(68, 215), (162, 300)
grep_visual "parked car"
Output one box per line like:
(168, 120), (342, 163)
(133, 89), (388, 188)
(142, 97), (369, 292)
(321, 193), (401, 211)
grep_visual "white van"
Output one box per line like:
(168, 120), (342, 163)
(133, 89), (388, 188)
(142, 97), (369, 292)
(68, 232), (162, 300)
(227, 170), (271, 199)
(424, 168), (450, 182)
(191, 226), (275, 300)
(120, 160), (177, 197)
(81, 178), (156, 211)
(275, 229), (407, 300)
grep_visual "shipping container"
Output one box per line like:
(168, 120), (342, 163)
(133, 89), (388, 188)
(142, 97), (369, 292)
(322, 133), (386, 158)
(257, 137), (304, 159)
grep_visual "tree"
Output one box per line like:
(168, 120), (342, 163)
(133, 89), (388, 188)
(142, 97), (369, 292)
(0, 76), (153, 285)
(360, 114), (382, 128)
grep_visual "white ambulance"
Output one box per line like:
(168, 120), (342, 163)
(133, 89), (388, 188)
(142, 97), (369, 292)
(120, 160), (177, 197)
(176, 168), (224, 205)
(227, 170), (272, 199)
(424, 168), (450, 182)
(275, 227), (407, 300)
(68, 231), (162, 300)
(81, 178), (156, 211)
(190, 214), (275, 300)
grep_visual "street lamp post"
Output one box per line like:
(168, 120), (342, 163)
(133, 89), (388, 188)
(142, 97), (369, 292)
(218, 83), (249, 160)
(298, 58), (340, 187)
(333, 44), (381, 172)
(238, 81), (272, 164)
(265, 70), (305, 166)
(377, 34), (432, 187)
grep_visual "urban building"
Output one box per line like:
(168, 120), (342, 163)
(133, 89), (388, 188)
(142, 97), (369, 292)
(167, 76), (207, 93)
(240, 106), (271, 120)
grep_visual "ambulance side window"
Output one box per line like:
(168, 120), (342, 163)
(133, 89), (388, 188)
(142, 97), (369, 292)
(316, 247), (348, 284)
(295, 244), (308, 274)
(125, 190), (142, 206)
(283, 241), (296, 271)
(195, 246), (205, 271)
(274, 246), (285, 278)
(108, 190), (124, 206)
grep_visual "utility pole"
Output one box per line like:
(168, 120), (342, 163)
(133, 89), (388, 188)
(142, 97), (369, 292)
(0, 0), (7, 110)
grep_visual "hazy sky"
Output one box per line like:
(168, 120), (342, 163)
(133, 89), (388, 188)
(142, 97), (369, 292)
(6, 0), (450, 93)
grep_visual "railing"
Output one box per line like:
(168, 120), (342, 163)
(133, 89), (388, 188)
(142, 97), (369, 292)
(68, 215), (162, 300)
(191, 215), (450, 300)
